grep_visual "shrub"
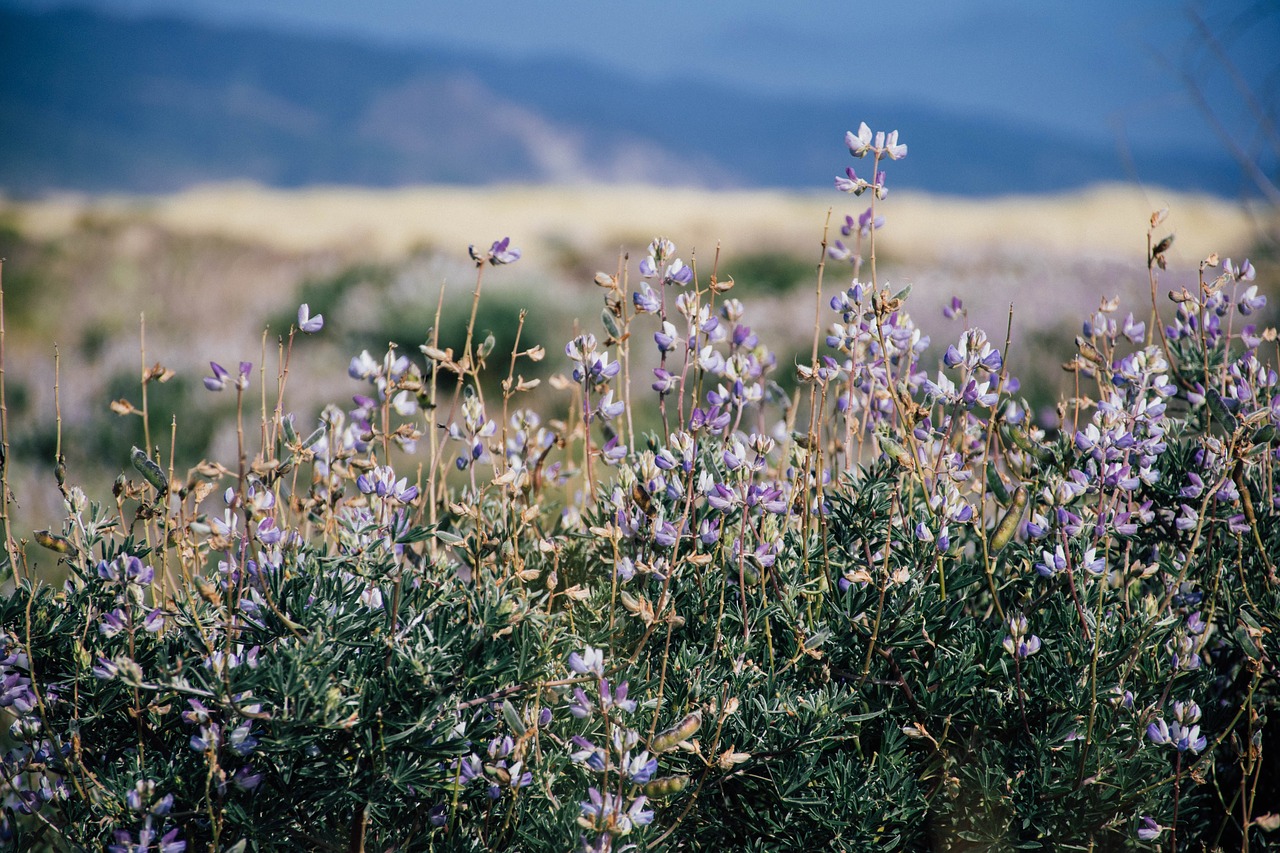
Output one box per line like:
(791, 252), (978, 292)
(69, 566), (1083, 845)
(1, 127), (1277, 852)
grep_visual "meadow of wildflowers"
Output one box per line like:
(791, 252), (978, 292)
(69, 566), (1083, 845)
(1, 125), (1278, 852)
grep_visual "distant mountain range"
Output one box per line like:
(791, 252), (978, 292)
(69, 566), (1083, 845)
(0, 5), (1248, 197)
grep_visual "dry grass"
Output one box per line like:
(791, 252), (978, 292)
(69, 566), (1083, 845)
(6, 182), (1265, 264)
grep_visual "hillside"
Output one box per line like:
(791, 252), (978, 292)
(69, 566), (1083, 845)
(0, 5), (1247, 196)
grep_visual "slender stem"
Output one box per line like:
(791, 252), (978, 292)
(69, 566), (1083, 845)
(139, 314), (152, 457)
(1, 261), (23, 582)
(1170, 751), (1182, 852)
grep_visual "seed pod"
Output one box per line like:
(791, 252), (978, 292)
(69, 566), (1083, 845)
(1233, 461), (1256, 531)
(990, 486), (1028, 553)
(1000, 424), (1053, 464)
(601, 307), (621, 340)
(301, 427), (326, 450)
(130, 447), (168, 495)
(643, 775), (690, 798)
(877, 434), (912, 468)
(501, 699), (527, 736)
(985, 466), (1011, 504)
(651, 710), (701, 754)
(35, 529), (76, 555)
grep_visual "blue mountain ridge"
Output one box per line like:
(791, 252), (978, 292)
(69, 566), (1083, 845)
(0, 5), (1247, 197)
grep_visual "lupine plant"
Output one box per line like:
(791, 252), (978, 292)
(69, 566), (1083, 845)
(1, 125), (1277, 852)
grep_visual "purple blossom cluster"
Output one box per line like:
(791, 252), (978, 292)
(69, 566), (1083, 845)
(564, 648), (659, 851)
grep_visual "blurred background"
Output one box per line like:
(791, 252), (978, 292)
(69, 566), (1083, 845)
(0, 0), (1277, 536)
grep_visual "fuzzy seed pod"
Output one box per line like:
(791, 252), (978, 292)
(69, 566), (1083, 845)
(990, 487), (1028, 553)
(130, 447), (168, 495)
(643, 774), (690, 798)
(35, 529), (76, 555)
(651, 710), (701, 754)
(877, 434), (912, 467)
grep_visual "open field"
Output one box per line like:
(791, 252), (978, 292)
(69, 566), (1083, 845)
(8, 181), (1263, 261)
(1, 182), (1275, 532)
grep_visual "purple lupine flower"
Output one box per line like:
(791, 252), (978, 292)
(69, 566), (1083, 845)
(355, 466), (418, 503)
(568, 687), (595, 719)
(835, 166), (869, 195)
(621, 750), (658, 785)
(633, 282), (661, 313)
(857, 207), (885, 234)
(1035, 545), (1068, 577)
(470, 237), (521, 266)
(705, 481), (737, 511)
(182, 699), (212, 727)
(568, 647), (605, 677)
(227, 720), (258, 757)
(204, 361), (250, 392)
(1172, 700), (1201, 725)
(827, 240), (856, 263)
(99, 609), (127, 638)
(232, 765), (263, 791)
(879, 129), (907, 160)
(942, 296), (964, 319)
(1147, 717), (1171, 745)
(190, 723), (220, 752)
(1171, 721), (1207, 752)
(653, 521), (679, 549)
(665, 259), (693, 286)
(203, 362), (230, 391)
(1238, 285), (1265, 316)
(600, 679), (637, 713)
(654, 322), (678, 354)
(749, 542), (778, 569)
(579, 787), (654, 836)
(142, 609), (165, 633)
(596, 390), (625, 422)
(1225, 257), (1255, 282)
(1002, 614), (1042, 659)
(845, 122), (873, 157)
(297, 303), (324, 333)
(1080, 548), (1105, 575)
(570, 736), (606, 771)
(254, 517), (283, 545)
(1137, 816), (1163, 842)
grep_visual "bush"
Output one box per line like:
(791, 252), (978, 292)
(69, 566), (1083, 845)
(1, 127), (1277, 852)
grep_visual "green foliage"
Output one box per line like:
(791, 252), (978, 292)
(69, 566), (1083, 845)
(723, 251), (814, 295)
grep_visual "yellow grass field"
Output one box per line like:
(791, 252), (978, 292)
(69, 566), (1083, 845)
(6, 182), (1265, 263)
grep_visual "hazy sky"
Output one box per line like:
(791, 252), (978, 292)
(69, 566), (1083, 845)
(15, 0), (1280, 151)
